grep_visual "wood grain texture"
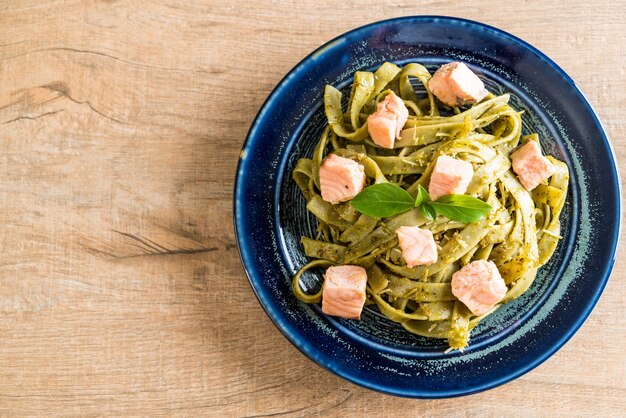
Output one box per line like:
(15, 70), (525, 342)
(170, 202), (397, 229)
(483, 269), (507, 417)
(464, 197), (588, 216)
(0, 0), (624, 416)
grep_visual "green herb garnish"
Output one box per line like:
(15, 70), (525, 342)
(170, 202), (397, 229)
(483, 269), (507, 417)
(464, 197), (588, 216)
(414, 184), (430, 207)
(350, 183), (414, 218)
(351, 182), (492, 223)
(429, 195), (493, 223)
(420, 202), (437, 222)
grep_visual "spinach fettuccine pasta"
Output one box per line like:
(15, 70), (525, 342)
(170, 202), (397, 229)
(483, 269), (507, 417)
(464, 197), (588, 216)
(291, 61), (569, 350)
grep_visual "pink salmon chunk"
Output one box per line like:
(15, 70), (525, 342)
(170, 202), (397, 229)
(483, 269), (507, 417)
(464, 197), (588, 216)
(396, 226), (438, 267)
(322, 265), (368, 319)
(428, 62), (489, 107)
(451, 260), (507, 316)
(428, 155), (474, 200)
(510, 140), (556, 191)
(367, 91), (409, 149)
(319, 154), (366, 204)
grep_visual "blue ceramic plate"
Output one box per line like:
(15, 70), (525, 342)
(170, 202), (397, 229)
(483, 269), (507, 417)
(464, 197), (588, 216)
(234, 16), (621, 398)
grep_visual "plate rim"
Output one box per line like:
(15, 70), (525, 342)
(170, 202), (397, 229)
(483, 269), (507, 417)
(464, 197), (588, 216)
(233, 15), (622, 398)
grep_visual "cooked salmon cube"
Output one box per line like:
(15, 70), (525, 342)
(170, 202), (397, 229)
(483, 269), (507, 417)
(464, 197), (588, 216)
(319, 154), (366, 204)
(367, 91), (409, 149)
(396, 226), (438, 267)
(322, 265), (368, 319)
(368, 111), (396, 149)
(451, 260), (507, 316)
(428, 62), (488, 107)
(428, 155), (474, 200)
(510, 140), (556, 191)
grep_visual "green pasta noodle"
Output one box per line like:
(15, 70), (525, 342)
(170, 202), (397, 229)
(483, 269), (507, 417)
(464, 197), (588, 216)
(291, 62), (569, 350)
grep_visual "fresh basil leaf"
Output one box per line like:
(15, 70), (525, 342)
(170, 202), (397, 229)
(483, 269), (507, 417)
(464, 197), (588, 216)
(350, 183), (414, 218)
(414, 184), (431, 207)
(420, 202), (437, 222)
(430, 194), (492, 223)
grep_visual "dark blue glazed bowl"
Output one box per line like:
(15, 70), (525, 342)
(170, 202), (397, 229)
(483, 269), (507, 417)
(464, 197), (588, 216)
(234, 16), (621, 398)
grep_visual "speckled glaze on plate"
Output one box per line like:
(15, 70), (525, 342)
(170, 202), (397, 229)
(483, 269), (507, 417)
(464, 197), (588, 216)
(234, 16), (621, 398)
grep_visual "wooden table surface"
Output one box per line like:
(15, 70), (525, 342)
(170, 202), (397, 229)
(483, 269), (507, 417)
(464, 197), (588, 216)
(0, 1), (624, 416)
